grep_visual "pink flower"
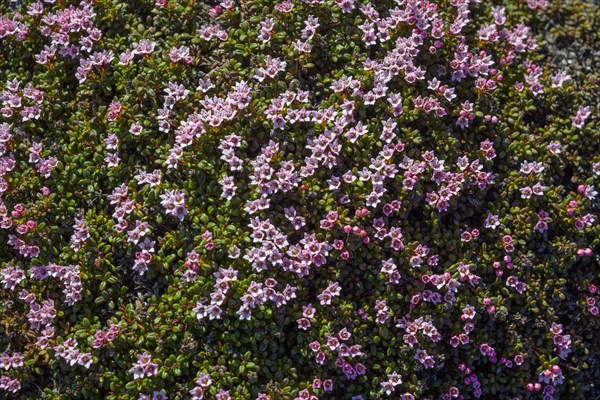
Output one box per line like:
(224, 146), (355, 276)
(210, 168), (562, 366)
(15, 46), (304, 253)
(129, 122), (143, 136)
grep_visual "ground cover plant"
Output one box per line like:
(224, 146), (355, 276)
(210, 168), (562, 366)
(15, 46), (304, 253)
(0, 0), (598, 398)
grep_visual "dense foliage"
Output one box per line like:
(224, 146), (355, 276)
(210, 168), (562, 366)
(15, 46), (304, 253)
(0, 0), (598, 399)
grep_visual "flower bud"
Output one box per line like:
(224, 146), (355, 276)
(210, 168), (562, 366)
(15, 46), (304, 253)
(526, 383), (534, 391)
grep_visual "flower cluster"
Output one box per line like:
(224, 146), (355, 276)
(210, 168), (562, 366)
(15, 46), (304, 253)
(160, 189), (188, 221)
(549, 323), (572, 360)
(53, 338), (93, 369)
(129, 352), (159, 380)
(189, 373), (212, 400)
(0, 78), (43, 121)
(193, 267), (239, 320)
(91, 324), (122, 349)
(30, 264), (83, 306)
(0, 353), (23, 370)
(70, 218), (90, 252)
(0, 375), (20, 393)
